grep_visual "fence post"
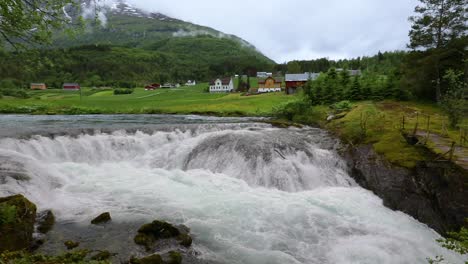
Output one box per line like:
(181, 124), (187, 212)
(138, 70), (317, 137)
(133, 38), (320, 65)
(412, 113), (419, 137)
(449, 142), (456, 161)
(424, 115), (430, 144)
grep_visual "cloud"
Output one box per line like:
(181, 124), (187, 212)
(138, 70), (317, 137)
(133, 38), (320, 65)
(110, 0), (419, 62)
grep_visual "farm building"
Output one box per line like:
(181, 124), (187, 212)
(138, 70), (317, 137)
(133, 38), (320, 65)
(185, 80), (196, 86)
(257, 72), (273, 78)
(161, 83), (179, 88)
(336, 69), (362, 76)
(285, 72), (320, 95)
(209, 78), (234, 93)
(30, 83), (46, 90)
(63, 83), (80, 91)
(258, 77), (282, 93)
(145, 83), (160, 90)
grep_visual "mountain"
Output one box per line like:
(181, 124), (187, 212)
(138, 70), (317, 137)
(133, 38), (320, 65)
(55, 1), (257, 50)
(0, 1), (275, 87)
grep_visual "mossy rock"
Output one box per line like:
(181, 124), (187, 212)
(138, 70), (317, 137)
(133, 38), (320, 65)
(91, 250), (113, 261)
(36, 210), (55, 234)
(167, 251), (182, 264)
(0, 194), (37, 253)
(64, 240), (80, 250)
(134, 220), (181, 249)
(177, 233), (192, 247)
(91, 212), (111, 225)
(130, 254), (163, 264)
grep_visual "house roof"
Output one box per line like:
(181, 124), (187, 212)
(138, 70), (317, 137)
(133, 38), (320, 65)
(258, 77), (283, 84)
(285, 73), (320, 82)
(31, 83), (45, 86)
(209, 78), (232, 85)
(63, 83), (79, 86)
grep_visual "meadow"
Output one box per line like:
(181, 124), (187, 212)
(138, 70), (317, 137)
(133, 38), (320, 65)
(0, 83), (295, 116)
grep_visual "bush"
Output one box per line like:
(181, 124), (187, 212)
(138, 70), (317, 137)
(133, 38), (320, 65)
(0, 89), (30, 98)
(273, 100), (309, 120)
(113, 89), (133, 95)
(331, 100), (352, 112)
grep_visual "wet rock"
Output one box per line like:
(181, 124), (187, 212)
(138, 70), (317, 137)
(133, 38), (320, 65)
(36, 210), (55, 234)
(130, 254), (163, 264)
(91, 212), (111, 225)
(165, 251), (182, 264)
(91, 250), (114, 261)
(0, 194), (37, 253)
(134, 220), (180, 249)
(64, 240), (80, 250)
(178, 233), (192, 247)
(344, 144), (468, 234)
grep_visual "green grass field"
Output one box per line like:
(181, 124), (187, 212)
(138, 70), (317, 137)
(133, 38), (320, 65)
(0, 83), (295, 116)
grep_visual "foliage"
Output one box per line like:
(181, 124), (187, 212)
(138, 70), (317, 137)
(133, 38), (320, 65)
(408, 0), (467, 49)
(286, 61), (302, 74)
(441, 69), (467, 128)
(331, 100), (352, 112)
(272, 100), (309, 121)
(0, 204), (17, 225)
(113, 88), (134, 95)
(428, 219), (468, 263)
(0, 0), (77, 49)
(0, 250), (110, 264)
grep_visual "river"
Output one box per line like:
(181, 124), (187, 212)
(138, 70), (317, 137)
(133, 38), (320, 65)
(0, 115), (463, 264)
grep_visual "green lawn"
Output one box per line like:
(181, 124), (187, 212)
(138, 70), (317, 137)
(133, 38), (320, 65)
(0, 83), (295, 116)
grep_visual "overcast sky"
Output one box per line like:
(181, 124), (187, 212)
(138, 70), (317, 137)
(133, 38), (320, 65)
(123, 0), (419, 63)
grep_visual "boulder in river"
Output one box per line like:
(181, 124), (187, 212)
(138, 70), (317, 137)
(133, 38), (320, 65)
(0, 194), (37, 253)
(64, 240), (80, 250)
(91, 212), (112, 225)
(36, 210), (55, 234)
(134, 220), (193, 251)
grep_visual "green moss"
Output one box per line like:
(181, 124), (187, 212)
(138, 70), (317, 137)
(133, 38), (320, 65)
(64, 240), (80, 250)
(177, 233), (192, 247)
(167, 251), (182, 264)
(0, 250), (110, 264)
(0, 195), (37, 253)
(91, 250), (112, 261)
(129, 254), (163, 264)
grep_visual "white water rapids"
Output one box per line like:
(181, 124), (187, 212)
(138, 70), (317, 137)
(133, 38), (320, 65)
(0, 117), (464, 264)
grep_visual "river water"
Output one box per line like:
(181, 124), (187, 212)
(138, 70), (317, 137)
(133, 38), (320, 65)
(0, 115), (463, 264)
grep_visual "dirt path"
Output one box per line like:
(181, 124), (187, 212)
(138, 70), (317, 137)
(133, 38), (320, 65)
(416, 131), (468, 170)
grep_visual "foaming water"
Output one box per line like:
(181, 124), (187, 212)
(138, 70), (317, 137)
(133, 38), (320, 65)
(0, 118), (464, 264)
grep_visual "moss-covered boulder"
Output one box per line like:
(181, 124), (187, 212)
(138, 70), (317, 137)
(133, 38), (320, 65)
(129, 254), (163, 264)
(36, 210), (55, 234)
(91, 250), (113, 261)
(64, 240), (80, 250)
(134, 220), (181, 249)
(0, 194), (37, 253)
(177, 233), (192, 247)
(91, 212), (111, 225)
(166, 251), (182, 264)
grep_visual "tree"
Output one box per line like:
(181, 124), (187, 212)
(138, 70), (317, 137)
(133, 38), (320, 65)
(441, 69), (466, 128)
(287, 61), (302, 74)
(348, 76), (362, 101)
(0, 0), (82, 48)
(409, 0), (466, 49)
(408, 0), (467, 102)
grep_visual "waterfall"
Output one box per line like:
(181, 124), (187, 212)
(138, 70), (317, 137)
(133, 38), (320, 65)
(0, 119), (463, 264)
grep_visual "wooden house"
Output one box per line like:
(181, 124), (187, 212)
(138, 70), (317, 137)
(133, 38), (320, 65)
(258, 77), (282, 93)
(63, 83), (80, 91)
(30, 83), (46, 90)
(285, 73), (320, 95)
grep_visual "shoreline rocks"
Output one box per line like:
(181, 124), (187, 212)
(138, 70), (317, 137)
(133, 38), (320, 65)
(343, 144), (468, 234)
(91, 212), (112, 225)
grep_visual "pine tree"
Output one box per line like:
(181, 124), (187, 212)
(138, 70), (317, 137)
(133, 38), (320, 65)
(408, 0), (467, 102)
(348, 76), (362, 101)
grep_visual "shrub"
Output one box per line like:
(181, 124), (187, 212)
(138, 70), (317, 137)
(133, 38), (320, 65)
(331, 100), (352, 112)
(113, 89), (133, 95)
(273, 100), (309, 120)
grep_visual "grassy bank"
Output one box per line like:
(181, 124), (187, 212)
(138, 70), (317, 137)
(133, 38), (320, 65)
(282, 100), (467, 169)
(0, 84), (295, 116)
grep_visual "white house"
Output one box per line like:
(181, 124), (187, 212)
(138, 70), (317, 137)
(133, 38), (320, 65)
(185, 80), (196, 86)
(209, 78), (234, 93)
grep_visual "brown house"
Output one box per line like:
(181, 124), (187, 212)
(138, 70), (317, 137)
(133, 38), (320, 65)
(30, 83), (46, 90)
(258, 77), (282, 93)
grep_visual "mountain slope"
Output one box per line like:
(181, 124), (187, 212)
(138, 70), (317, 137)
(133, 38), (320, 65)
(53, 1), (272, 63)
